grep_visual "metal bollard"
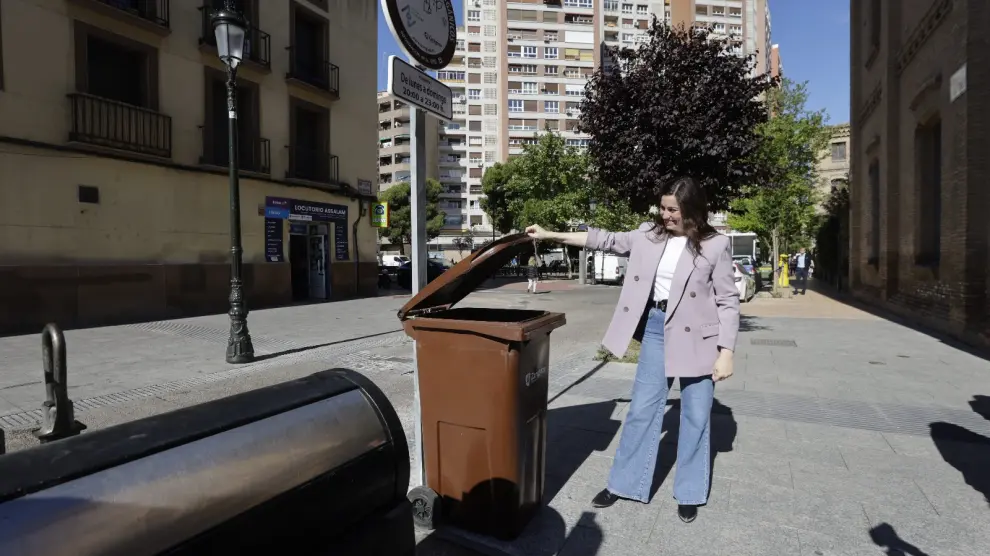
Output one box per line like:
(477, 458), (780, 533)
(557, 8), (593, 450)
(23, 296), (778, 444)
(0, 429), (5, 455)
(33, 324), (86, 443)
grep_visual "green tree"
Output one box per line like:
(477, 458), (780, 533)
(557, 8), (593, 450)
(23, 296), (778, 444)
(377, 179), (446, 254)
(580, 20), (776, 214)
(481, 130), (630, 235)
(727, 79), (832, 292)
(478, 161), (518, 234)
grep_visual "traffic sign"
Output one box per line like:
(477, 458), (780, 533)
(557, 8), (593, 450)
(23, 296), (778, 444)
(381, 0), (456, 70)
(387, 55), (453, 120)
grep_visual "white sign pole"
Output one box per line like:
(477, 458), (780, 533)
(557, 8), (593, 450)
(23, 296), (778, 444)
(409, 103), (428, 490)
(381, 0), (456, 496)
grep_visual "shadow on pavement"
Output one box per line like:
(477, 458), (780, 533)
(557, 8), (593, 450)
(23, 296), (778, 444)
(649, 397), (737, 502)
(418, 485), (604, 555)
(250, 329), (402, 362)
(810, 280), (990, 363)
(738, 314), (770, 332)
(869, 522), (931, 556)
(544, 400), (622, 502)
(929, 395), (990, 508)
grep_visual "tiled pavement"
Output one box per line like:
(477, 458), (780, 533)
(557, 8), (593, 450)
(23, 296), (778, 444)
(424, 288), (990, 556)
(1, 283), (987, 555)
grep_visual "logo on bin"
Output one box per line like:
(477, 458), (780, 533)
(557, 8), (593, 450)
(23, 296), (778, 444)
(524, 366), (548, 387)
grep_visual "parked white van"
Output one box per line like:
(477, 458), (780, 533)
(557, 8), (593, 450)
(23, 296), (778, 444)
(590, 252), (628, 285)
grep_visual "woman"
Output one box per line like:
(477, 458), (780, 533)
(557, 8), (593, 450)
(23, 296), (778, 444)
(526, 250), (540, 294)
(526, 176), (739, 523)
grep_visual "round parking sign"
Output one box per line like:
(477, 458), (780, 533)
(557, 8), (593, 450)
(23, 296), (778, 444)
(381, 0), (456, 70)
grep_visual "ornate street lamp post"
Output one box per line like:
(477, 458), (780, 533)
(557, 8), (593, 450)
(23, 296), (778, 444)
(212, 1), (255, 364)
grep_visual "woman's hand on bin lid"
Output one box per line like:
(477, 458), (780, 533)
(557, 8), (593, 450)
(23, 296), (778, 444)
(525, 225), (550, 240)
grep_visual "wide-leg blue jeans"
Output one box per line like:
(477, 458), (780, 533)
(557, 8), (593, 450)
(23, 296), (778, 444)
(605, 307), (715, 504)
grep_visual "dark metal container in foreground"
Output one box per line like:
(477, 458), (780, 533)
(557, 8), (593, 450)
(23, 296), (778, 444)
(399, 234), (566, 540)
(0, 369), (412, 556)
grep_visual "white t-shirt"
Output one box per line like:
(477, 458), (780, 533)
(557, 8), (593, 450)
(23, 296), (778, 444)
(654, 236), (688, 302)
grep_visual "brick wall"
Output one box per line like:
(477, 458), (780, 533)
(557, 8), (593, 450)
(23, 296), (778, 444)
(849, 0), (990, 349)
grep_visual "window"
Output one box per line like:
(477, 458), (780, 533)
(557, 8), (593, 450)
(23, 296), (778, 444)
(484, 9), (496, 20)
(712, 6), (725, 16)
(523, 46), (537, 59)
(695, 5), (707, 15)
(506, 9), (538, 22)
(71, 22), (167, 157)
(203, 68), (266, 173)
(622, 3), (633, 14)
(468, 88), (481, 100)
(469, 121), (482, 132)
(869, 0), (881, 51)
(545, 65), (558, 75)
(831, 142), (847, 162)
(288, 96), (333, 183)
(544, 100), (559, 113)
(544, 47), (559, 59)
(467, 10), (480, 21)
(868, 158), (881, 264)
(637, 5), (648, 15)
(484, 104), (497, 115)
(289, 5), (337, 95)
(564, 0), (593, 7)
(438, 70), (465, 82)
(565, 84), (584, 96)
(522, 82), (538, 94)
(509, 99), (524, 112)
(915, 118), (942, 267)
(566, 138), (590, 148)
(0, 0), (4, 90)
(729, 7), (742, 17)
(470, 215), (484, 226)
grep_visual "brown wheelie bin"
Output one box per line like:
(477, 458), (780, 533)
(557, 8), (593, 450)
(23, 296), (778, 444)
(399, 233), (566, 541)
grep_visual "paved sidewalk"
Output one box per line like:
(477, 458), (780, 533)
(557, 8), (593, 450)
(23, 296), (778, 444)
(422, 291), (990, 556)
(2, 285), (988, 555)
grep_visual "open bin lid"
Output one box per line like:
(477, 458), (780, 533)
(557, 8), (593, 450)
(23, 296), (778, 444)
(397, 233), (539, 320)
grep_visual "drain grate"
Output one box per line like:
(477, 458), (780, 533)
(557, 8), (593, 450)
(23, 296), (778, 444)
(751, 339), (798, 347)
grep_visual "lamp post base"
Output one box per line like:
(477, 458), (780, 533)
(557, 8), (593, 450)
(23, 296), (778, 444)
(225, 327), (255, 364)
(225, 280), (255, 364)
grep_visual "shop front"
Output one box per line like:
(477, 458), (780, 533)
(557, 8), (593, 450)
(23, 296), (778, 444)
(264, 197), (350, 302)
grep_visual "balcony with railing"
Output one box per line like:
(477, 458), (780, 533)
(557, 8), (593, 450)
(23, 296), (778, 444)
(199, 6), (271, 68)
(73, 0), (170, 32)
(286, 146), (339, 185)
(200, 130), (271, 174)
(286, 48), (340, 98)
(68, 93), (172, 158)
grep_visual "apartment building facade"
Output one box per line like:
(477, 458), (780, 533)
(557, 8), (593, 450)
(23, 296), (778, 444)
(850, 0), (989, 349)
(428, 1), (771, 243)
(0, 0), (379, 333)
(818, 123), (851, 204)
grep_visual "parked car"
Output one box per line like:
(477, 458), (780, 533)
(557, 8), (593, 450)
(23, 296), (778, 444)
(380, 254), (410, 275)
(395, 260), (449, 290)
(732, 255), (756, 275)
(733, 261), (757, 302)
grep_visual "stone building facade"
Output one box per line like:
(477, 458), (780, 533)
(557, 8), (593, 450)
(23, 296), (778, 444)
(849, 0), (989, 348)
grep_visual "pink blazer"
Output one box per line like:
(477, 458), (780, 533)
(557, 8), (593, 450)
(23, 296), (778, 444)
(586, 223), (740, 378)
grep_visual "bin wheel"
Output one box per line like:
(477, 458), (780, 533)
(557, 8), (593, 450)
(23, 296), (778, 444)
(408, 486), (441, 530)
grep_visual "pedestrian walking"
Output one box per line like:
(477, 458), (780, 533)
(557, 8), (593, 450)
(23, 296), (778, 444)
(526, 247), (540, 294)
(526, 175), (739, 523)
(791, 247), (813, 295)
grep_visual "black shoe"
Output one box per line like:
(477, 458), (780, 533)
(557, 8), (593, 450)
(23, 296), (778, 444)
(677, 504), (698, 523)
(591, 489), (620, 508)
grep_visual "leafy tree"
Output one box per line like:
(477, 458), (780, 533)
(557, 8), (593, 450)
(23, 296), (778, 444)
(727, 79), (832, 292)
(814, 184), (850, 289)
(452, 233), (474, 257)
(481, 131), (594, 233)
(377, 179), (446, 254)
(478, 161), (517, 234)
(580, 20), (777, 214)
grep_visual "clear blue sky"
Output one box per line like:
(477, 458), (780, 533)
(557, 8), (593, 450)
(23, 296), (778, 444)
(376, 0), (850, 123)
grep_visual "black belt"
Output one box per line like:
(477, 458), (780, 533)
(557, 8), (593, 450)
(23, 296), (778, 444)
(647, 298), (668, 312)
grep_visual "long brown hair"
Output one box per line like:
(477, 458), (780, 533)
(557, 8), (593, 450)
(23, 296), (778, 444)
(649, 176), (717, 256)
